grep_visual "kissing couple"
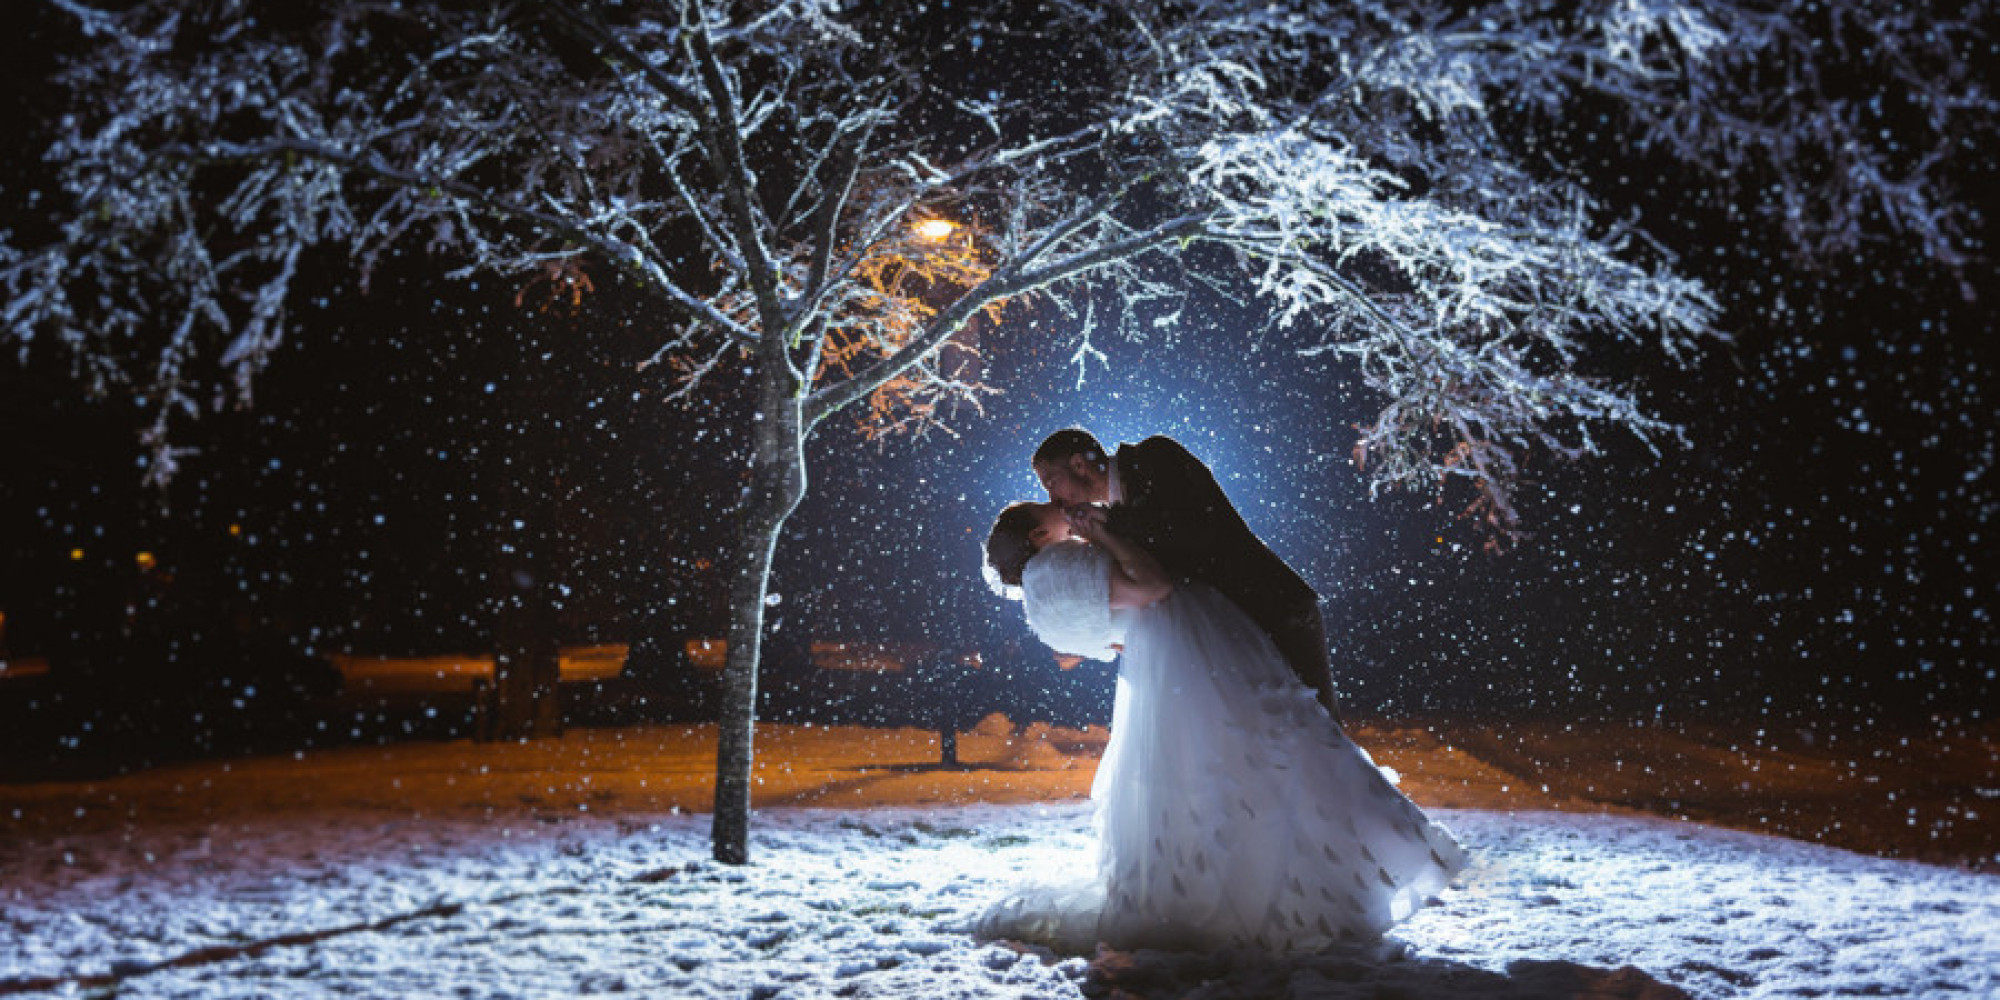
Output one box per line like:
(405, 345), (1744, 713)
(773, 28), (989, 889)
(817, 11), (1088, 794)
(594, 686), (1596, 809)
(977, 427), (1467, 954)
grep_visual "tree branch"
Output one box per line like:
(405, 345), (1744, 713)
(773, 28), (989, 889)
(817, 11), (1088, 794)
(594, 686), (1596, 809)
(802, 211), (1209, 426)
(794, 116), (876, 341)
(685, 10), (787, 337)
(530, 0), (704, 119)
(168, 135), (757, 344)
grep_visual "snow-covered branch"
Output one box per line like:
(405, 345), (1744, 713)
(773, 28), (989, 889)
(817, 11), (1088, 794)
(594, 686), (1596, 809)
(3, 0), (1987, 536)
(1061, 0), (1989, 538)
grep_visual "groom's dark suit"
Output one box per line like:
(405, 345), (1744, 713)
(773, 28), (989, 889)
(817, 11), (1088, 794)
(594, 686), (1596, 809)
(1103, 435), (1337, 718)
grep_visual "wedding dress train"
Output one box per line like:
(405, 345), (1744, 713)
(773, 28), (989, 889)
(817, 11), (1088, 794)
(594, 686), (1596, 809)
(978, 539), (1466, 953)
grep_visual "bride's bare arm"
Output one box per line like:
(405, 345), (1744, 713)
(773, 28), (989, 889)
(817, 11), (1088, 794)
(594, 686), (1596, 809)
(1072, 506), (1172, 609)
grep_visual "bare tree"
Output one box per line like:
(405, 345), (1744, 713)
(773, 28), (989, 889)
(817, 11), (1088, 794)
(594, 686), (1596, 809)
(3, 0), (1986, 862)
(0, 0), (1210, 863)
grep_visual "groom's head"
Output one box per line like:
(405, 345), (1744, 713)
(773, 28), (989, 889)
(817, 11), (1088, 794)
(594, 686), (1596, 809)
(1033, 427), (1111, 506)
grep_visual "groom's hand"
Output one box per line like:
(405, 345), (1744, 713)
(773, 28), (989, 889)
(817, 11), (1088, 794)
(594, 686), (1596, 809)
(1065, 503), (1110, 538)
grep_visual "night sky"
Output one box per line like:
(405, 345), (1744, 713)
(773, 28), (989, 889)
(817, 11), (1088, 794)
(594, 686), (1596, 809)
(0, 4), (1992, 748)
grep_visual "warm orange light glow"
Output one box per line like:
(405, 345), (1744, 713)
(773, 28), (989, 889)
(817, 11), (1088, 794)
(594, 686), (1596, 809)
(514, 256), (595, 314)
(228, 523), (243, 537)
(813, 216), (1004, 440)
(691, 208), (1000, 442)
(685, 639), (727, 671)
(135, 551), (157, 571)
(69, 548), (84, 561)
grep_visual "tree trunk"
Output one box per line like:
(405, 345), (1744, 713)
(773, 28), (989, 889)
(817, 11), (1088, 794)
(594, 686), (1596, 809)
(484, 353), (565, 743)
(490, 478), (568, 744)
(490, 534), (563, 741)
(710, 372), (807, 865)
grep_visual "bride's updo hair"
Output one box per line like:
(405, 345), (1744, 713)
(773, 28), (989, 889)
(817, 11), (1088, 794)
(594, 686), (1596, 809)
(983, 502), (1044, 594)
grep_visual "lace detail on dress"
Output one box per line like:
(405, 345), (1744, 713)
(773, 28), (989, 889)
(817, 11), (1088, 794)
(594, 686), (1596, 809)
(1020, 539), (1121, 662)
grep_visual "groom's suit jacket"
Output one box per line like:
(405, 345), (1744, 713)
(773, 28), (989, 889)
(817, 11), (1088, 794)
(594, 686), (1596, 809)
(1105, 435), (1337, 715)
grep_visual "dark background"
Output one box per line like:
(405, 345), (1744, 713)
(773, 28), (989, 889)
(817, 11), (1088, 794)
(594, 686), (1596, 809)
(1, 5), (1992, 770)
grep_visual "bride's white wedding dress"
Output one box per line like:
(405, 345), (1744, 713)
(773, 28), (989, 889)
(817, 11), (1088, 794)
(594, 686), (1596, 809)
(977, 538), (1467, 954)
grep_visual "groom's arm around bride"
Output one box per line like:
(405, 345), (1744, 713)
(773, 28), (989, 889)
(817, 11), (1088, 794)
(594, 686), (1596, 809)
(1036, 429), (1339, 721)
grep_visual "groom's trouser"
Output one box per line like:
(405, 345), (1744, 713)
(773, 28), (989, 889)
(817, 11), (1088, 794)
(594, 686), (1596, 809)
(1269, 601), (1339, 726)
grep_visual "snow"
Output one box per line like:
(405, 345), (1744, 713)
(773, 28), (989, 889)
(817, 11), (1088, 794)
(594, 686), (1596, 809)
(2, 728), (1993, 999)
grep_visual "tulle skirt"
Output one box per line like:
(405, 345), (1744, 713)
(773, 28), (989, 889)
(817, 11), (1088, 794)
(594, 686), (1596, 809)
(977, 585), (1467, 954)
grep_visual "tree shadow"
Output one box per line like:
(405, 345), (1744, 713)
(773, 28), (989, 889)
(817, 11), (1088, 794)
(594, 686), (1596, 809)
(873, 761), (1035, 774)
(757, 761), (1047, 807)
(1081, 943), (1693, 999)
(0, 885), (579, 997)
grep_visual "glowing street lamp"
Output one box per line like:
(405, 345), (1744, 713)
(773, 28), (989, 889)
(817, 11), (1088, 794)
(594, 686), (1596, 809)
(913, 218), (956, 241)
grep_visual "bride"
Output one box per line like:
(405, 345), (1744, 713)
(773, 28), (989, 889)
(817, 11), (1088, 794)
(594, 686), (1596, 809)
(978, 500), (1467, 954)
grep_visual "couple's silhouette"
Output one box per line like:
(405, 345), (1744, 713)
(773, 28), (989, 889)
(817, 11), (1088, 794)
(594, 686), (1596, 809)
(979, 427), (1465, 954)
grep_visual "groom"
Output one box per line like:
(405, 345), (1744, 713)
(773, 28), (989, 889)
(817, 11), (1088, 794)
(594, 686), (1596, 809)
(1032, 427), (1338, 720)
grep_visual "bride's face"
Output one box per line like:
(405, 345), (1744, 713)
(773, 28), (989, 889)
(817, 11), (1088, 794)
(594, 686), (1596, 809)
(1027, 502), (1074, 550)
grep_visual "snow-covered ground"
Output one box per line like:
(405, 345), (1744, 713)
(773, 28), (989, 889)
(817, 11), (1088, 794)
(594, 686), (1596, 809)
(2, 724), (1993, 999)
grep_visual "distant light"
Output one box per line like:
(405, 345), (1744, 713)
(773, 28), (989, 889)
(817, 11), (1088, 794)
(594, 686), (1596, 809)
(69, 548), (84, 561)
(228, 523), (243, 537)
(135, 551), (157, 571)
(914, 218), (956, 240)
(686, 639), (727, 672)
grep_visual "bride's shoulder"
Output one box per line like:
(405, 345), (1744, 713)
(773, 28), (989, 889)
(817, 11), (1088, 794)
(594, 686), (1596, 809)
(1019, 539), (1117, 661)
(1025, 538), (1101, 574)
(1022, 539), (1106, 595)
